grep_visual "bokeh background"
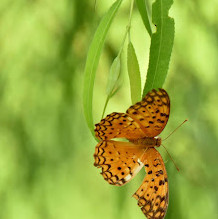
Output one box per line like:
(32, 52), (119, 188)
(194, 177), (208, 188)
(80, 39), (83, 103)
(0, 0), (218, 218)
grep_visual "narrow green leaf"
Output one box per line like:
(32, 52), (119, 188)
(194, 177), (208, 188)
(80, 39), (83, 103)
(106, 56), (121, 96)
(102, 56), (121, 118)
(127, 42), (141, 104)
(136, 0), (152, 37)
(143, 0), (175, 96)
(83, 0), (123, 138)
(110, 70), (123, 97)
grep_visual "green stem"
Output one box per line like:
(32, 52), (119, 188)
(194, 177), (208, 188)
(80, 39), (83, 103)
(101, 95), (110, 119)
(118, 0), (134, 57)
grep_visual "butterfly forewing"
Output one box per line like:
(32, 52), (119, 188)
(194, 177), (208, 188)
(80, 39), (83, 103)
(94, 140), (147, 186)
(95, 112), (145, 141)
(95, 89), (170, 141)
(133, 148), (168, 219)
(126, 89), (170, 137)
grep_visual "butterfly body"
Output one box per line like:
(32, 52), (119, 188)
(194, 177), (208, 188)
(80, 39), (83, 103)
(129, 136), (161, 148)
(94, 89), (170, 219)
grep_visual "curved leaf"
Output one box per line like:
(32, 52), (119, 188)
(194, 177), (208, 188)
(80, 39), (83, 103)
(101, 56), (122, 118)
(83, 0), (123, 138)
(106, 56), (121, 96)
(136, 0), (152, 37)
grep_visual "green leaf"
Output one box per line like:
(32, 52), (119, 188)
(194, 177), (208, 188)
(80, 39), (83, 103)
(83, 0), (123, 139)
(101, 56), (121, 118)
(127, 42), (141, 104)
(136, 0), (152, 37)
(106, 56), (121, 96)
(143, 0), (175, 96)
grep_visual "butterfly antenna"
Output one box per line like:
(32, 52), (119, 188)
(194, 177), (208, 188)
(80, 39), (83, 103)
(162, 119), (188, 142)
(161, 144), (180, 172)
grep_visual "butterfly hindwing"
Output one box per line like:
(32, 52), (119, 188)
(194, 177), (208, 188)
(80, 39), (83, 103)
(133, 148), (168, 219)
(94, 140), (146, 186)
(126, 88), (170, 137)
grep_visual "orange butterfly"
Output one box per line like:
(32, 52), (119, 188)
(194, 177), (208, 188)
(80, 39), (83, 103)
(94, 88), (170, 219)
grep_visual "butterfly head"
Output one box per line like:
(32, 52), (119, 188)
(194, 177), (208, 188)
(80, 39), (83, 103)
(154, 136), (162, 147)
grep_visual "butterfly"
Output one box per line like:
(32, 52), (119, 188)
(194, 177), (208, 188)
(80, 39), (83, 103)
(94, 88), (170, 219)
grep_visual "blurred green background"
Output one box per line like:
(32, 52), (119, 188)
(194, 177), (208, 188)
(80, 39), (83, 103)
(0, 0), (217, 218)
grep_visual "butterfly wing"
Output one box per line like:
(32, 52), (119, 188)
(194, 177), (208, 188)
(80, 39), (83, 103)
(95, 112), (145, 141)
(94, 88), (170, 217)
(94, 140), (147, 186)
(133, 148), (168, 219)
(95, 89), (170, 141)
(127, 88), (170, 137)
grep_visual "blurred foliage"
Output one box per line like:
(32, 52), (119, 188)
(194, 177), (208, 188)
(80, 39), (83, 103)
(0, 0), (217, 219)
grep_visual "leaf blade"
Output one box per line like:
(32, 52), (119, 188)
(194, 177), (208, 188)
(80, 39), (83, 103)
(83, 0), (123, 138)
(136, 0), (152, 37)
(101, 56), (121, 118)
(106, 56), (121, 96)
(143, 0), (175, 96)
(127, 42), (141, 104)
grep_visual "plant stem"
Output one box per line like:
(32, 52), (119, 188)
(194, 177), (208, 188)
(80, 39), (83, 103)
(101, 95), (110, 119)
(118, 0), (135, 57)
